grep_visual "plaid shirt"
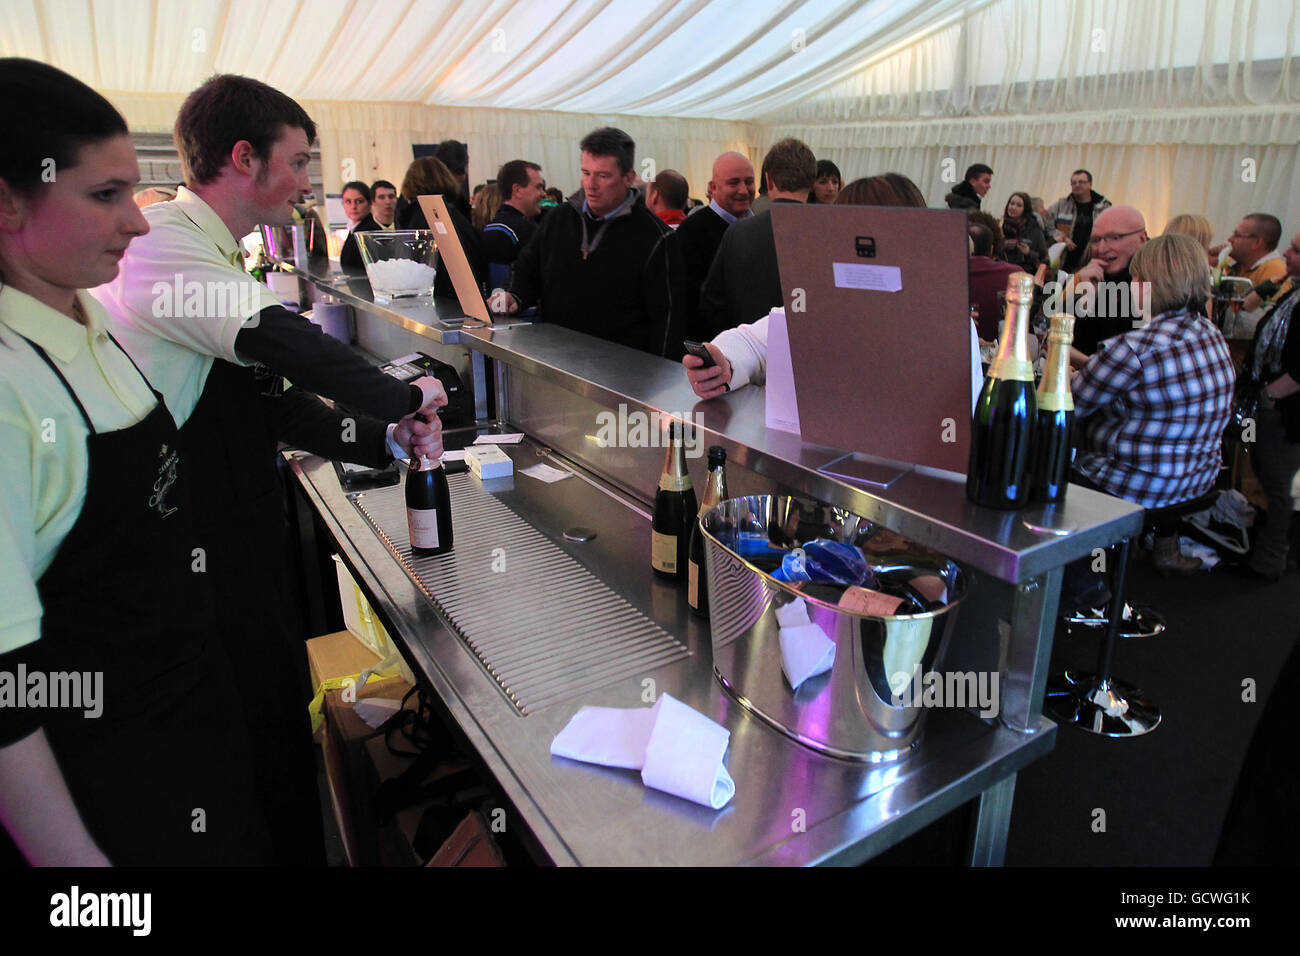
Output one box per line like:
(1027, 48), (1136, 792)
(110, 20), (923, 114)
(1072, 309), (1235, 508)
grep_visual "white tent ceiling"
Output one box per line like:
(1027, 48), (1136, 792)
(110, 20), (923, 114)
(2, 0), (1297, 235)
(2, 0), (981, 118)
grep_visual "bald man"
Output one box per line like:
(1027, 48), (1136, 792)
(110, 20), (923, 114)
(1068, 204), (1149, 354)
(674, 151), (756, 340)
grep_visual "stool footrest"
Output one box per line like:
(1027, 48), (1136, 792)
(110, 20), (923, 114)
(1045, 670), (1161, 737)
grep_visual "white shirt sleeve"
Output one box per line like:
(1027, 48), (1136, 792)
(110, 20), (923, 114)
(970, 319), (984, 413)
(712, 312), (772, 390)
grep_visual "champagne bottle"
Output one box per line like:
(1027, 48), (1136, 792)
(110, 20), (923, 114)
(1030, 314), (1075, 504)
(651, 421), (697, 580)
(688, 446), (728, 616)
(967, 272), (1037, 509)
(406, 454), (453, 556)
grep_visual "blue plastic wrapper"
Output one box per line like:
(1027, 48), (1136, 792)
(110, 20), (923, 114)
(736, 532), (790, 561)
(770, 539), (871, 586)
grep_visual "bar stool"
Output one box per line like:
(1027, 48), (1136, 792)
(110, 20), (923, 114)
(1061, 489), (1219, 640)
(1046, 538), (1161, 735)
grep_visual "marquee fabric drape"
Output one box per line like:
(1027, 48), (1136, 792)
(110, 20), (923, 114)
(4, 0), (1297, 234)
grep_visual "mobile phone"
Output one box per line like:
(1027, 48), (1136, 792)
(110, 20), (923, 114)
(682, 340), (715, 368)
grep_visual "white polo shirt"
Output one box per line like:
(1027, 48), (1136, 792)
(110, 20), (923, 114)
(91, 186), (279, 427)
(0, 287), (158, 654)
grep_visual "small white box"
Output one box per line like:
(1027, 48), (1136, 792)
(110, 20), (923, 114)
(465, 444), (513, 479)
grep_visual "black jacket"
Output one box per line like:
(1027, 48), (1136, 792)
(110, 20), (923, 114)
(699, 199), (799, 338)
(673, 204), (731, 341)
(507, 189), (686, 358)
(944, 180), (982, 211)
(339, 214), (382, 274)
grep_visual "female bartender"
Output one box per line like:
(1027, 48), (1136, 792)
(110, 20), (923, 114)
(0, 59), (263, 864)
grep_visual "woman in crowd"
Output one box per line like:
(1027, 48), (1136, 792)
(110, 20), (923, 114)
(472, 182), (502, 231)
(1238, 228), (1300, 580)
(1000, 190), (1048, 271)
(1070, 233), (1236, 574)
(397, 155), (488, 295)
(808, 159), (842, 204)
(0, 58), (263, 865)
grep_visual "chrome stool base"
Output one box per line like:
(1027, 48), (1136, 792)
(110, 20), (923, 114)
(1045, 670), (1162, 737)
(1064, 602), (1166, 639)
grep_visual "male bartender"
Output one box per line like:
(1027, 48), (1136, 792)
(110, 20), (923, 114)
(94, 74), (445, 865)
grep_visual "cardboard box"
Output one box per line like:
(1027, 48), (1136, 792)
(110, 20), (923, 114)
(319, 677), (414, 866)
(306, 629), (382, 697)
(465, 444), (513, 479)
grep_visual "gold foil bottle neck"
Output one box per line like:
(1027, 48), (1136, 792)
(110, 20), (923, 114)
(1005, 272), (1036, 303)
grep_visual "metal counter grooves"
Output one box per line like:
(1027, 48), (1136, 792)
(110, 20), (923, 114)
(350, 474), (690, 715)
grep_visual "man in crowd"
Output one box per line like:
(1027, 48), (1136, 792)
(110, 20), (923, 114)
(646, 170), (690, 227)
(1046, 170), (1111, 273)
(675, 151), (755, 340)
(944, 163), (992, 211)
(370, 179), (398, 228)
(967, 215), (1023, 341)
(483, 159), (545, 286)
(1212, 214), (1288, 338)
(488, 127), (686, 358)
(1065, 204), (1148, 355)
(340, 180), (372, 231)
(699, 138), (816, 337)
(92, 74), (445, 865)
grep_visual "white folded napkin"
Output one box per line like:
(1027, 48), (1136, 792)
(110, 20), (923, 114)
(774, 596), (811, 628)
(550, 694), (734, 809)
(779, 622), (836, 690)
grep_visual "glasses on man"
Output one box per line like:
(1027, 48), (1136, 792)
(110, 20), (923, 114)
(1090, 229), (1144, 246)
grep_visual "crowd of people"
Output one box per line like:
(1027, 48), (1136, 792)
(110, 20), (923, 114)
(1, 56), (1296, 866)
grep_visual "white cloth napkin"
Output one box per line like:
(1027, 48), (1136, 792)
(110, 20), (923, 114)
(550, 694), (734, 809)
(774, 597), (836, 690)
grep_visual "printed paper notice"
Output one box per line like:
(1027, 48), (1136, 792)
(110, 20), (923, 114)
(432, 221), (448, 235)
(832, 262), (902, 292)
(473, 433), (525, 445)
(521, 463), (572, 483)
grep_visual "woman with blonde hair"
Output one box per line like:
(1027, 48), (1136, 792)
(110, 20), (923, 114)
(1070, 233), (1236, 573)
(472, 182), (501, 231)
(1163, 213), (1216, 268)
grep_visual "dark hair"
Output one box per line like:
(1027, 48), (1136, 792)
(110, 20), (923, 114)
(964, 163), (993, 182)
(546, 186), (564, 203)
(651, 170), (689, 210)
(836, 173), (926, 208)
(1072, 169), (1093, 182)
(497, 160), (541, 201)
(762, 138), (817, 193)
(967, 210), (1004, 257)
(1245, 213), (1282, 251)
(400, 156), (460, 200)
(0, 58), (129, 196)
(1003, 190), (1033, 222)
(341, 180), (372, 203)
(434, 140), (468, 177)
(968, 223), (995, 257)
(815, 159), (842, 183)
(371, 179), (396, 196)
(579, 127), (635, 174)
(174, 74), (316, 186)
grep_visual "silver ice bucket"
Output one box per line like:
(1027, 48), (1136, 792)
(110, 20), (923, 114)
(701, 495), (968, 762)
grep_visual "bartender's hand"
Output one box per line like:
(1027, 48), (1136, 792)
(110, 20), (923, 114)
(682, 343), (732, 400)
(393, 412), (443, 461)
(487, 289), (519, 314)
(411, 375), (448, 419)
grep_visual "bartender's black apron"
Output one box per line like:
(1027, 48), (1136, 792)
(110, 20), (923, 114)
(179, 357), (324, 866)
(25, 335), (264, 865)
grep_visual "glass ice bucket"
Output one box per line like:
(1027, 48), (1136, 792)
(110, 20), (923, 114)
(700, 495), (968, 762)
(357, 230), (438, 299)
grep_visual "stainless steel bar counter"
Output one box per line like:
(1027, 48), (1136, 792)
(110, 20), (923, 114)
(285, 263), (1144, 865)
